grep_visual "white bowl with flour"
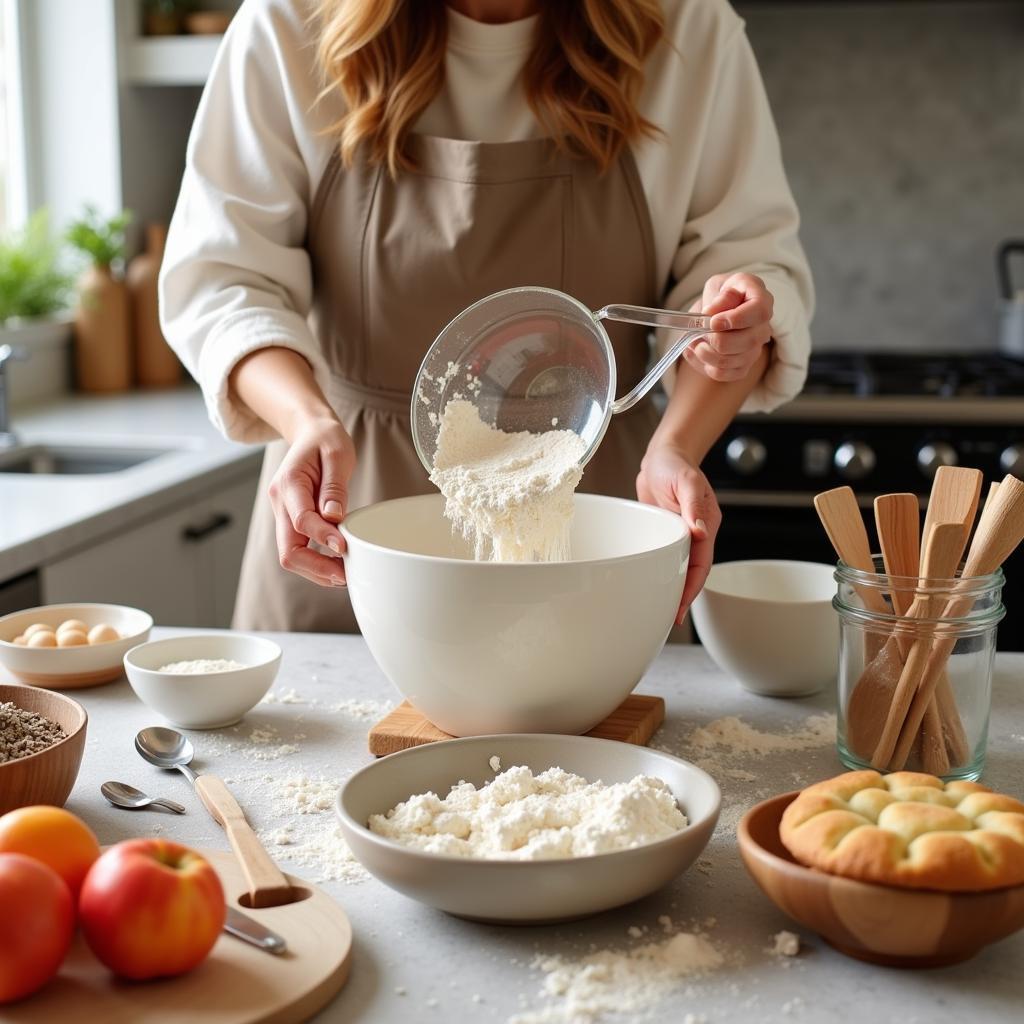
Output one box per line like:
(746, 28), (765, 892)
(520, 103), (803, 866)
(336, 734), (720, 923)
(341, 493), (688, 736)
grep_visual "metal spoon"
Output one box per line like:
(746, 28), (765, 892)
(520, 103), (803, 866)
(101, 780), (186, 814)
(135, 726), (200, 782)
(134, 726), (295, 908)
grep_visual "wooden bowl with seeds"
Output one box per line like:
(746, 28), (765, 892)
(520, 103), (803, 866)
(0, 684), (88, 815)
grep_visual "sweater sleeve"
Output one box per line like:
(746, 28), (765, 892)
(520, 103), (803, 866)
(659, 26), (814, 413)
(159, 0), (334, 443)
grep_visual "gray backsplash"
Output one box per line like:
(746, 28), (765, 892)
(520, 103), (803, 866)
(737, 1), (1024, 353)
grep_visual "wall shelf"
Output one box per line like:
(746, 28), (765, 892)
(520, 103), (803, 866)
(124, 35), (222, 86)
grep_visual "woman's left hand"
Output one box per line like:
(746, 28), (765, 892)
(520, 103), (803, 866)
(684, 272), (774, 382)
(636, 444), (722, 624)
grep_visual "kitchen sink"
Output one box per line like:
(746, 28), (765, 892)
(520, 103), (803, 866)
(0, 444), (173, 475)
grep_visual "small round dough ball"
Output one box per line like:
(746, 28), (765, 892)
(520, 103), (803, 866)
(23, 623), (51, 638)
(11, 635), (27, 646)
(87, 623), (120, 645)
(28, 631), (58, 648)
(57, 618), (89, 637)
(57, 629), (89, 648)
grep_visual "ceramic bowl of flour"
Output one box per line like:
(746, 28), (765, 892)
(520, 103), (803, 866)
(124, 633), (281, 728)
(341, 493), (688, 736)
(337, 734), (721, 923)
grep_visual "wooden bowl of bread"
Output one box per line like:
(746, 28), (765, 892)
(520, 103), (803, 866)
(0, 684), (88, 815)
(738, 770), (1024, 967)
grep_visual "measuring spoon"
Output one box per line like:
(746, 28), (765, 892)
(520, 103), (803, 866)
(101, 780), (186, 814)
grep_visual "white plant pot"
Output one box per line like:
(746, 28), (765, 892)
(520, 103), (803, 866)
(0, 315), (74, 408)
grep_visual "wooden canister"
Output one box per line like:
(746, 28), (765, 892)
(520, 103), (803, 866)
(73, 264), (132, 392)
(127, 224), (180, 388)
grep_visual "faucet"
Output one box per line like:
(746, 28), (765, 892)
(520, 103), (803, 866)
(0, 344), (28, 448)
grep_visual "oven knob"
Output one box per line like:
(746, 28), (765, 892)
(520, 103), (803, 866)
(1000, 444), (1024, 479)
(725, 436), (767, 475)
(834, 441), (876, 480)
(917, 442), (958, 478)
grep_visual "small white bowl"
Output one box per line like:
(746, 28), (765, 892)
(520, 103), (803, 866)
(337, 734), (721, 924)
(123, 633), (282, 729)
(0, 603), (153, 689)
(691, 559), (838, 697)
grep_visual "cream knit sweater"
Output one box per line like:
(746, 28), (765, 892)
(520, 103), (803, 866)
(161, 0), (814, 443)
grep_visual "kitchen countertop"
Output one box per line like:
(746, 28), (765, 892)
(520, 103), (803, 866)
(25, 630), (1024, 1023)
(0, 389), (262, 582)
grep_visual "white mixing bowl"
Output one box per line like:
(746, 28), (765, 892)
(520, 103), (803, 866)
(341, 494), (688, 736)
(691, 559), (838, 697)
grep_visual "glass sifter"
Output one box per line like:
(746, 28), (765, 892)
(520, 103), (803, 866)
(411, 286), (712, 472)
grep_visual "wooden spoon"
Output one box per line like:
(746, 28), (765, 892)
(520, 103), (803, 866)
(873, 494), (947, 774)
(889, 474), (1024, 770)
(814, 487), (891, 759)
(870, 521), (965, 770)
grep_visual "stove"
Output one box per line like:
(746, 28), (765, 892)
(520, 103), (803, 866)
(703, 350), (1024, 649)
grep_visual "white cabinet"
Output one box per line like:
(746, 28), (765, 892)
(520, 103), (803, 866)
(41, 474), (258, 628)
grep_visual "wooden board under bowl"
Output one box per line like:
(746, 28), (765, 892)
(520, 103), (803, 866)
(6, 849), (353, 1024)
(368, 694), (665, 757)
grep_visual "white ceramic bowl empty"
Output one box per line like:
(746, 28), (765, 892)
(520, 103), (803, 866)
(0, 603), (153, 688)
(341, 493), (689, 736)
(337, 734), (721, 923)
(123, 633), (282, 729)
(691, 559), (838, 697)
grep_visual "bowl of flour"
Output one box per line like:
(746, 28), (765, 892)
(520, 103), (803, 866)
(124, 633), (281, 728)
(336, 734), (720, 923)
(342, 491), (688, 736)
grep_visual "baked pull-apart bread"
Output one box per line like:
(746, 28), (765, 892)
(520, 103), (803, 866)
(780, 770), (1024, 891)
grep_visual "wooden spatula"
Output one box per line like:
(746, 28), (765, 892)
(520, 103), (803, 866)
(918, 466), (982, 766)
(889, 474), (1024, 769)
(870, 520), (966, 769)
(814, 487), (892, 758)
(873, 494), (948, 774)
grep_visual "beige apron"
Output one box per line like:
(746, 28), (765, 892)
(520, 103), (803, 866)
(235, 135), (661, 632)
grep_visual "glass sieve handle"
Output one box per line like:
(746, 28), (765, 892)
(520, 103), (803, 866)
(594, 305), (713, 415)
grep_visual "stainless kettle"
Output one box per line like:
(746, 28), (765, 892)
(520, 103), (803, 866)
(997, 240), (1024, 358)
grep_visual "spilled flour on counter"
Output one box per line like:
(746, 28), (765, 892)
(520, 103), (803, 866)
(369, 764), (686, 859)
(429, 399), (586, 562)
(688, 714), (836, 759)
(511, 924), (724, 1024)
(262, 774), (369, 884)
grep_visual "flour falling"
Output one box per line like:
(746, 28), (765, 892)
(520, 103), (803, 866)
(429, 399), (587, 562)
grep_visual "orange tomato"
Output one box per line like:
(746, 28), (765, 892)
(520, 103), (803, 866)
(0, 806), (100, 899)
(0, 852), (75, 1003)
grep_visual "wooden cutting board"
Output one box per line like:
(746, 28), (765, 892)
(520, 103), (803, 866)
(6, 850), (352, 1024)
(368, 694), (665, 756)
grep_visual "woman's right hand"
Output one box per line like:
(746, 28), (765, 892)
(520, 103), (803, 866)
(268, 415), (356, 587)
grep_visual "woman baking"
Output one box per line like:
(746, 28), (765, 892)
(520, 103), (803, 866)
(161, 0), (813, 633)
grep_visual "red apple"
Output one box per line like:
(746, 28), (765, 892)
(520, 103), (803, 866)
(79, 839), (226, 980)
(0, 852), (75, 1003)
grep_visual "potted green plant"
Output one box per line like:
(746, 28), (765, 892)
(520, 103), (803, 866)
(66, 206), (133, 392)
(0, 211), (74, 406)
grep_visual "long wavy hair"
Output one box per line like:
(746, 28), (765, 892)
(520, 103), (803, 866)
(313, 0), (665, 175)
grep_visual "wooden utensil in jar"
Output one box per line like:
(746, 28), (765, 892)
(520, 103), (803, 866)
(887, 474), (1024, 770)
(873, 493), (948, 775)
(855, 467), (981, 769)
(814, 487), (893, 758)
(908, 466), (982, 766)
(869, 521), (967, 769)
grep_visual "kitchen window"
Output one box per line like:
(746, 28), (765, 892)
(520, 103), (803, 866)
(0, 0), (28, 231)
